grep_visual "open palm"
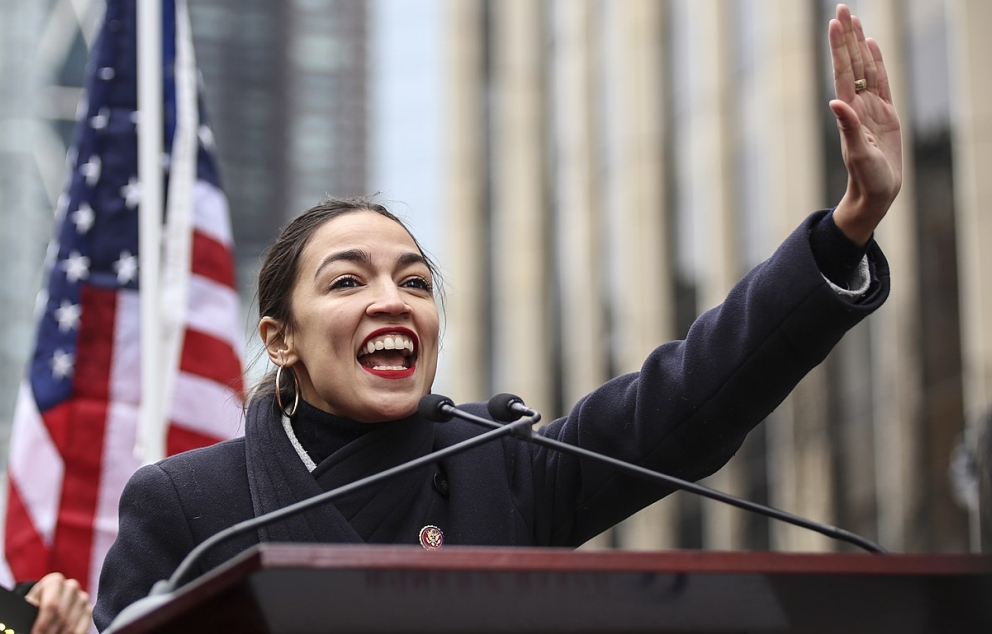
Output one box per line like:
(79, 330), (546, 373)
(829, 4), (903, 244)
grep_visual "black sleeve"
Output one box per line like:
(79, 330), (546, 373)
(532, 210), (889, 547)
(808, 208), (869, 288)
(92, 464), (196, 631)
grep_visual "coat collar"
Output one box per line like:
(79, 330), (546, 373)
(243, 396), (436, 544)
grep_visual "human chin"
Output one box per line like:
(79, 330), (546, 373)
(352, 389), (422, 422)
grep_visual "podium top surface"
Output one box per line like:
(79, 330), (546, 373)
(246, 543), (992, 574)
(113, 545), (992, 634)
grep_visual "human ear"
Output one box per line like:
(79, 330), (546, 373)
(259, 316), (298, 366)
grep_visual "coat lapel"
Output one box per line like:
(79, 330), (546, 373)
(244, 397), (363, 544)
(244, 397), (438, 546)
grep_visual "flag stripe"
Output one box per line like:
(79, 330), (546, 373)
(91, 400), (141, 594)
(170, 372), (244, 442)
(91, 290), (143, 594)
(110, 290), (142, 406)
(192, 180), (234, 246)
(52, 286), (117, 586)
(180, 328), (244, 392)
(8, 383), (63, 545)
(167, 424), (230, 458)
(4, 479), (51, 581)
(186, 275), (243, 353)
(191, 231), (236, 289)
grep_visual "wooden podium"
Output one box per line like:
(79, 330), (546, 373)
(110, 544), (992, 633)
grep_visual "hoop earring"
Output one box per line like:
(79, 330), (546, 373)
(275, 364), (300, 417)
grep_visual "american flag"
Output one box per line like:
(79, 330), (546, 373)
(0, 0), (244, 596)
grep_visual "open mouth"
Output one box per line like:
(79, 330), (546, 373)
(357, 329), (418, 377)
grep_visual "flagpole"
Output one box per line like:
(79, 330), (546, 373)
(159, 0), (199, 454)
(137, 0), (167, 463)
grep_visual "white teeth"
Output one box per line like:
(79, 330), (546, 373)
(360, 333), (415, 356)
(372, 365), (406, 371)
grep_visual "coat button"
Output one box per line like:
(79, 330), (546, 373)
(433, 472), (449, 498)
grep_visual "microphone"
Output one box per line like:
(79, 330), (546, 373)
(461, 394), (886, 554)
(488, 392), (538, 422)
(105, 397), (537, 633)
(418, 393), (456, 421)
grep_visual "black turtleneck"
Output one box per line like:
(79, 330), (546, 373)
(289, 399), (379, 466)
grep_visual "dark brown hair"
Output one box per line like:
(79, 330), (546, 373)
(251, 196), (443, 405)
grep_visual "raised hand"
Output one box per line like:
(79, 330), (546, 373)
(829, 3), (903, 245)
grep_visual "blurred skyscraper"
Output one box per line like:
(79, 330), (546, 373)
(189, 0), (370, 287)
(438, 0), (992, 554)
(0, 0), (375, 440)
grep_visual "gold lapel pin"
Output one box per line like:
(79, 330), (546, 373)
(418, 525), (444, 550)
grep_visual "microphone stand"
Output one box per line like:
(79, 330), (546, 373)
(108, 394), (885, 633)
(434, 398), (887, 554)
(105, 414), (537, 633)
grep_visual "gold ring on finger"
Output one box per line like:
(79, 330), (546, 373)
(854, 78), (868, 93)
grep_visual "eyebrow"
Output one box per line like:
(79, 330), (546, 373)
(313, 249), (429, 280)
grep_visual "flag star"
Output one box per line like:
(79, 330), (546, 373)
(54, 300), (82, 332)
(113, 250), (138, 284)
(161, 152), (171, 171)
(129, 110), (140, 125)
(198, 125), (215, 149)
(98, 66), (116, 80)
(121, 177), (142, 209)
(72, 203), (95, 234)
(90, 107), (110, 130)
(51, 349), (75, 380)
(61, 250), (91, 283)
(79, 155), (102, 186)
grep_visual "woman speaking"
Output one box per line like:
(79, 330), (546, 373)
(94, 4), (902, 630)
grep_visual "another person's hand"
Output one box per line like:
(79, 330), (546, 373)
(24, 572), (92, 634)
(829, 3), (903, 245)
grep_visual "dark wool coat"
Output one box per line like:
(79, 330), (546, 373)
(94, 212), (889, 630)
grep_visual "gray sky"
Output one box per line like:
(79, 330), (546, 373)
(369, 0), (443, 263)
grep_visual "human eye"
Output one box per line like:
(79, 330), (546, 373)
(402, 275), (433, 293)
(329, 275), (362, 290)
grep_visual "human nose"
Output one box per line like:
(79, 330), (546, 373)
(367, 280), (411, 316)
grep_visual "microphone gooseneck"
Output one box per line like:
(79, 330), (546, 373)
(160, 397), (535, 595)
(110, 391), (885, 632)
(470, 395), (885, 554)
